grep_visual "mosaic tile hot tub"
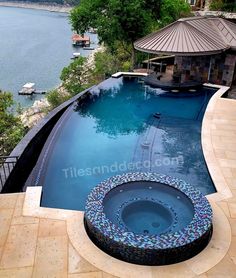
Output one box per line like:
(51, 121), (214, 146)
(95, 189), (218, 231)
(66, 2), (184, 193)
(84, 172), (213, 265)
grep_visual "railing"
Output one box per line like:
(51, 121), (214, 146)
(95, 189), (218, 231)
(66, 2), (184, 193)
(0, 156), (19, 191)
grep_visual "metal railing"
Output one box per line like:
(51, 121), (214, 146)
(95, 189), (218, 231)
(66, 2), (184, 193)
(0, 156), (19, 191)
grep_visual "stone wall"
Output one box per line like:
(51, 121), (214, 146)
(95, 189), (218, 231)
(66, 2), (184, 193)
(173, 52), (236, 86)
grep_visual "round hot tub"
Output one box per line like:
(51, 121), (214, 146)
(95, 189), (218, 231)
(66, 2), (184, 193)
(121, 200), (174, 235)
(84, 173), (213, 265)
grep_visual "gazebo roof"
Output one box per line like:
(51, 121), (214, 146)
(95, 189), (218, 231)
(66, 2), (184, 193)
(134, 17), (236, 56)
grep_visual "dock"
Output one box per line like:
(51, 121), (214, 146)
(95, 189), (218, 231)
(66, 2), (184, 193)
(18, 83), (46, 95)
(72, 34), (90, 47)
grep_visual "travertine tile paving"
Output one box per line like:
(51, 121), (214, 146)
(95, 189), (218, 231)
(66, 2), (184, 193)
(0, 266), (33, 278)
(0, 223), (38, 268)
(0, 86), (235, 277)
(33, 236), (68, 277)
(68, 243), (99, 274)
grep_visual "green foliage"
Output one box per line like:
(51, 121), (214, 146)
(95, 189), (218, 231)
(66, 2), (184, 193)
(70, 0), (191, 68)
(209, 0), (224, 10)
(93, 52), (117, 80)
(16, 102), (23, 115)
(60, 56), (88, 96)
(46, 89), (70, 109)
(0, 92), (14, 112)
(210, 0), (236, 12)
(47, 56), (93, 109)
(0, 91), (27, 156)
(70, 0), (162, 49)
(89, 50), (120, 82)
(159, 0), (192, 27)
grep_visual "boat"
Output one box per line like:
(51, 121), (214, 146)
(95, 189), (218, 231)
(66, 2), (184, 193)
(71, 52), (81, 59)
(83, 46), (95, 50)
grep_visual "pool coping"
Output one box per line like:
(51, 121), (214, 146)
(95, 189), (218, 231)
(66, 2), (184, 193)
(112, 72), (148, 78)
(201, 83), (232, 202)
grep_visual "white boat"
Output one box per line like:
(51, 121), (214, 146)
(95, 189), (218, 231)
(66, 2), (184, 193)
(83, 47), (95, 50)
(71, 52), (81, 59)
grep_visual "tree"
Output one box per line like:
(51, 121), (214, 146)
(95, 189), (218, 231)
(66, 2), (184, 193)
(47, 89), (70, 109)
(159, 0), (192, 27)
(210, 0), (236, 12)
(60, 56), (87, 95)
(70, 0), (191, 68)
(0, 91), (27, 156)
(90, 47), (131, 83)
(70, 0), (162, 68)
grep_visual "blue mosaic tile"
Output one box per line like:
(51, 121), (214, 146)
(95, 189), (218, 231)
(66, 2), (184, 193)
(84, 172), (213, 265)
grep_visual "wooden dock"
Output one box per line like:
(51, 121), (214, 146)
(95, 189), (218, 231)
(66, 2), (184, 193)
(18, 90), (46, 95)
(18, 83), (46, 95)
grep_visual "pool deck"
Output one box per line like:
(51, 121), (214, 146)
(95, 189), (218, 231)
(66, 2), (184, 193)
(0, 84), (236, 277)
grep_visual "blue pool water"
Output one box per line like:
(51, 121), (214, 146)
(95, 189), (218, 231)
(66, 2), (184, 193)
(32, 77), (216, 211)
(103, 181), (194, 235)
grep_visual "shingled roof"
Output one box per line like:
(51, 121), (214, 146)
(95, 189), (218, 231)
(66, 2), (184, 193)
(134, 17), (236, 56)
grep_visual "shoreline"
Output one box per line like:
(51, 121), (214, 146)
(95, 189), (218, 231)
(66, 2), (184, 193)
(0, 1), (73, 13)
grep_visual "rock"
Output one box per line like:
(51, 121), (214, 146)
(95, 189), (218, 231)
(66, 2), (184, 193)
(20, 98), (50, 128)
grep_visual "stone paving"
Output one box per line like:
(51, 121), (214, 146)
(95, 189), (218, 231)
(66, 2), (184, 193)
(0, 193), (114, 278)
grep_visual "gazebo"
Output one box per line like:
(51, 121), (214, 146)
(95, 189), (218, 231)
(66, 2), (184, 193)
(134, 16), (236, 88)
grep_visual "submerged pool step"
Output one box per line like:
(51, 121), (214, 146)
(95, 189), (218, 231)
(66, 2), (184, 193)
(132, 117), (162, 171)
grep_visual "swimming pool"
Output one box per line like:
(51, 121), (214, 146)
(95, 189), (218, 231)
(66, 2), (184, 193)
(30, 77), (216, 211)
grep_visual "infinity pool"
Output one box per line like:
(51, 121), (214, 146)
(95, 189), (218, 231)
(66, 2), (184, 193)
(31, 77), (216, 211)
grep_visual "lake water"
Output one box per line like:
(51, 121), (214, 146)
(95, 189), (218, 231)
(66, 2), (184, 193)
(0, 6), (98, 107)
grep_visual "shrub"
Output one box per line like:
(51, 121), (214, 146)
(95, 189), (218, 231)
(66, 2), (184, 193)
(60, 57), (87, 96)
(46, 89), (70, 109)
(209, 0), (236, 11)
(0, 91), (27, 156)
(209, 0), (224, 10)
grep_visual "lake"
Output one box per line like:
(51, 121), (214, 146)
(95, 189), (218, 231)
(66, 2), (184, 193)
(0, 6), (98, 107)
